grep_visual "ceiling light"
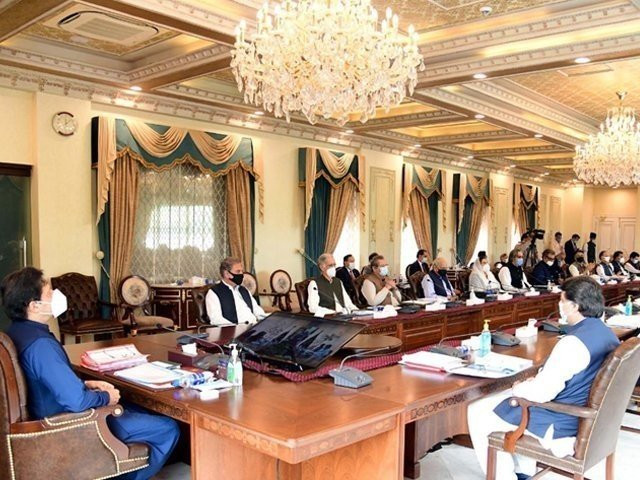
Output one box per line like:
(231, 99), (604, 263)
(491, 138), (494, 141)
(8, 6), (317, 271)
(574, 91), (640, 187)
(344, 129), (354, 134)
(509, 164), (516, 168)
(474, 114), (485, 119)
(534, 133), (543, 138)
(574, 57), (591, 64)
(232, 3), (424, 125)
(473, 73), (487, 80)
(413, 144), (421, 148)
(543, 172), (550, 176)
(466, 155), (474, 160)
(253, 111), (264, 115)
(129, 86), (142, 92)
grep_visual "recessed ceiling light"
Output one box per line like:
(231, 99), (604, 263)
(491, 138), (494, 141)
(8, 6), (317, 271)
(473, 73), (487, 80)
(344, 129), (354, 134)
(474, 114), (485, 119)
(509, 164), (516, 168)
(466, 155), (474, 160)
(413, 144), (421, 148)
(534, 133), (543, 138)
(129, 86), (142, 91)
(574, 57), (591, 64)
(543, 172), (550, 176)
(253, 111), (264, 115)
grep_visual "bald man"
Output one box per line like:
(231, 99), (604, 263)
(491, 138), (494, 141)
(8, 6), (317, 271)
(421, 257), (459, 300)
(307, 253), (356, 315)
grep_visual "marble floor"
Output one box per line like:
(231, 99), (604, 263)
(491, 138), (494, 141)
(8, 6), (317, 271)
(154, 413), (640, 480)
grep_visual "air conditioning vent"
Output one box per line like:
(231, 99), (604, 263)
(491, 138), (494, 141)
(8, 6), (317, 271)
(55, 10), (159, 45)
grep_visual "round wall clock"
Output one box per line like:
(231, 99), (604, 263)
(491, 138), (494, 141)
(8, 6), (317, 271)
(52, 111), (77, 136)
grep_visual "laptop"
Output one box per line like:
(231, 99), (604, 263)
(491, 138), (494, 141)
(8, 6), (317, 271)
(234, 312), (365, 371)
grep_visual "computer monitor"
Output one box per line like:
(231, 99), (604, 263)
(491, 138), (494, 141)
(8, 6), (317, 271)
(234, 312), (365, 370)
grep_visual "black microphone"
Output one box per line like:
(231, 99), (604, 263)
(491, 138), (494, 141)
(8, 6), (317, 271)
(329, 345), (395, 388)
(155, 324), (225, 355)
(430, 331), (483, 358)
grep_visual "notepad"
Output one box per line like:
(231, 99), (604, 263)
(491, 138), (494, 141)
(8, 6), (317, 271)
(81, 345), (148, 372)
(606, 314), (640, 329)
(400, 351), (465, 372)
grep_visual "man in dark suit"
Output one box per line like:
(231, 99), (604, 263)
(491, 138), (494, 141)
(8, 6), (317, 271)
(564, 233), (580, 265)
(407, 249), (428, 297)
(336, 254), (361, 304)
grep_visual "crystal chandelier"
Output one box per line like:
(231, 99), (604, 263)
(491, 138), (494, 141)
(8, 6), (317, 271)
(574, 91), (640, 188)
(231, 0), (425, 126)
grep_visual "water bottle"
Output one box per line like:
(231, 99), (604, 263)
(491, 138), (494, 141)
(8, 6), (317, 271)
(479, 319), (491, 358)
(625, 295), (633, 316)
(227, 344), (243, 386)
(171, 371), (214, 388)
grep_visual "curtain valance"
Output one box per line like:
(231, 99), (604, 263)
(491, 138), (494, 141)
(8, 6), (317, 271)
(457, 174), (491, 232)
(93, 116), (263, 223)
(298, 147), (365, 230)
(402, 164), (446, 227)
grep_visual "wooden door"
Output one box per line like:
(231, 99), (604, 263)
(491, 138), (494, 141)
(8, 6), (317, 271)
(594, 216), (618, 252)
(619, 217), (636, 255)
(492, 187), (509, 262)
(369, 167), (396, 269)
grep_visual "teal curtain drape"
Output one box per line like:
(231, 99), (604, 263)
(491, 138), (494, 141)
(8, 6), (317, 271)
(454, 173), (491, 265)
(428, 194), (439, 257)
(299, 148), (363, 277)
(97, 202), (111, 318)
(456, 196), (474, 265)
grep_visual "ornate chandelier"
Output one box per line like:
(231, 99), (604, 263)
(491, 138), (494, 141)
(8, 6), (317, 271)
(231, 0), (425, 126)
(574, 91), (640, 188)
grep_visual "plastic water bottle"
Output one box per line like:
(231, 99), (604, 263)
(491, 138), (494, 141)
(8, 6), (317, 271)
(625, 295), (633, 316)
(479, 319), (491, 358)
(171, 371), (214, 388)
(547, 280), (552, 291)
(226, 344), (243, 387)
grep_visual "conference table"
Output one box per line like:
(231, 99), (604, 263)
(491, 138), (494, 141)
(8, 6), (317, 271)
(64, 285), (639, 480)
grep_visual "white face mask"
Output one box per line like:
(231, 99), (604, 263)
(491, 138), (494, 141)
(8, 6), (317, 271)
(482, 263), (490, 273)
(379, 266), (389, 277)
(347, 262), (355, 270)
(326, 266), (337, 278)
(603, 256), (611, 263)
(546, 260), (554, 266)
(38, 289), (68, 318)
(558, 300), (569, 325)
(620, 257), (625, 264)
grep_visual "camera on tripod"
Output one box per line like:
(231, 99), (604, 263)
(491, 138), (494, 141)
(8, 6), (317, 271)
(527, 229), (546, 241)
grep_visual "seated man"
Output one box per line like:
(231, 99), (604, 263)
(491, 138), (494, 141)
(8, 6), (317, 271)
(421, 257), (458, 300)
(611, 250), (630, 277)
(335, 253), (360, 304)
(308, 253), (357, 315)
(531, 248), (558, 286)
(595, 250), (625, 282)
(625, 251), (640, 275)
(361, 255), (401, 307)
(360, 252), (379, 276)
(0, 267), (180, 480)
(498, 249), (532, 292)
(206, 257), (266, 325)
(467, 277), (619, 480)
(407, 249), (428, 297)
(494, 253), (508, 270)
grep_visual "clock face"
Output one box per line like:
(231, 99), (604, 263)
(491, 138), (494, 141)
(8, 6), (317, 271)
(52, 112), (77, 136)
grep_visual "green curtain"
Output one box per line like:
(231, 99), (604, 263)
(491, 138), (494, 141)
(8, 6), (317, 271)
(304, 177), (331, 277)
(97, 202), (111, 318)
(428, 194), (439, 257)
(456, 196), (474, 265)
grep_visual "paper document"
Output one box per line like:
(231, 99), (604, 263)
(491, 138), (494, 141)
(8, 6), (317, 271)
(400, 351), (465, 372)
(606, 314), (640, 329)
(113, 363), (188, 384)
(81, 344), (148, 372)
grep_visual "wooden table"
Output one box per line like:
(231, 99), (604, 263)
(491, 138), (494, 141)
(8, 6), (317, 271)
(65, 324), (637, 480)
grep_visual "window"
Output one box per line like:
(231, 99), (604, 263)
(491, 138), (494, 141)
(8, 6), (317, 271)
(332, 197), (361, 269)
(131, 163), (228, 284)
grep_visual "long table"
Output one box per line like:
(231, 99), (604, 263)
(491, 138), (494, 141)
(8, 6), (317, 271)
(361, 282), (637, 351)
(65, 322), (637, 479)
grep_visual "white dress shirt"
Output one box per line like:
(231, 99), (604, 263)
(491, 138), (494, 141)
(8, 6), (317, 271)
(307, 279), (357, 315)
(595, 263), (617, 280)
(205, 282), (266, 325)
(361, 278), (401, 306)
(468, 270), (500, 292)
(498, 265), (531, 292)
(625, 261), (640, 274)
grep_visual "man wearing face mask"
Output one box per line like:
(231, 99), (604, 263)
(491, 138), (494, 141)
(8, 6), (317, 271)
(362, 255), (401, 306)
(498, 248), (531, 292)
(531, 249), (559, 286)
(583, 232), (597, 264)
(568, 252), (589, 277)
(595, 250), (624, 282)
(206, 257), (266, 325)
(467, 277), (619, 480)
(610, 250), (629, 278)
(308, 253), (357, 315)
(0, 267), (180, 480)
(469, 252), (500, 292)
(336, 254), (360, 304)
(422, 256), (459, 300)
(625, 251), (640, 275)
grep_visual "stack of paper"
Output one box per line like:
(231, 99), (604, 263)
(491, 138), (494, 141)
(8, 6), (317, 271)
(400, 351), (465, 372)
(450, 352), (534, 378)
(606, 314), (640, 329)
(81, 345), (148, 372)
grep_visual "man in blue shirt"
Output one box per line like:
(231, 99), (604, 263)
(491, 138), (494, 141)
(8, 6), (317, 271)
(531, 248), (559, 286)
(1, 267), (180, 480)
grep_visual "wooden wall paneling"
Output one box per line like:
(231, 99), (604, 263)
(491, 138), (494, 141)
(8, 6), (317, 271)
(549, 195), (562, 236)
(369, 167), (396, 269)
(492, 187), (510, 262)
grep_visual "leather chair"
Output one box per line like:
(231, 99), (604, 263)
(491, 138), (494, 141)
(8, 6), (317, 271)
(0, 333), (149, 480)
(193, 285), (213, 332)
(118, 275), (176, 336)
(408, 271), (426, 300)
(487, 337), (640, 480)
(294, 279), (312, 313)
(623, 384), (640, 434)
(51, 272), (124, 344)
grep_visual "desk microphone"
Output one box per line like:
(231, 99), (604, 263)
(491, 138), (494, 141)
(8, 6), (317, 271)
(329, 345), (395, 389)
(430, 331), (483, 358)
(155, 323), (225, 356)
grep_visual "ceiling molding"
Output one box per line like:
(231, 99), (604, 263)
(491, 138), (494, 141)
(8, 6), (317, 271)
(420, 130), (525, 145)
(514, 158), (574, 167)
(348, 110), (463, 132)
(0, 63), (562, 185)
(0, 0), (69, 42)
(128, 44), (230, 81)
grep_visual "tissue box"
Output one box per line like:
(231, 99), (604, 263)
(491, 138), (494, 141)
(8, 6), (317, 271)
(524, 290), (540, 297)
(462, 336), (481, 350)
(424, 303), (446, 311)
(497, 293), (513, 301)
(466, 298), (485, 307)
(373, 305), (398, 319)
(515, 326), (538, 339)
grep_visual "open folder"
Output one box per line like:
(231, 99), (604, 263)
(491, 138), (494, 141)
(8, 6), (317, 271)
(400, 351), (532, 378)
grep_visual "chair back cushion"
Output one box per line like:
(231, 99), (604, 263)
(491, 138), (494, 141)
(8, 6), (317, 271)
(119, 275), (151, 307)
(193, 286), (213, 324)
(409, 271), (426, 299)
(270, 270), (293, 294)
(294, 279), (312, 313)
(51, 273), (100, 322)
(0, 333), (29, 478)
(575, 337), (640, 468)
(242, 272), (258, 297)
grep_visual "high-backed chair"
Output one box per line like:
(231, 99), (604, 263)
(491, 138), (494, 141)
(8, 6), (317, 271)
(294, 279), (312, 313)
(487, 337), (640, 480)
(267, 269), (293, 312)
(0, 333), (149, 479)
(118, 275), (176, 336)
(193, 285), (213, 332)
(408, 271), (426, 300)
(51, 272), (124, 344)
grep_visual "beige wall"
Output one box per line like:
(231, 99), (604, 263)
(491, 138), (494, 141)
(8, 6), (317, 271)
(6, 84), (640, 296)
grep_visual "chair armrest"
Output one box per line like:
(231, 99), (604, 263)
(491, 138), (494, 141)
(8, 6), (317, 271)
(503, 397), (597, 453)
